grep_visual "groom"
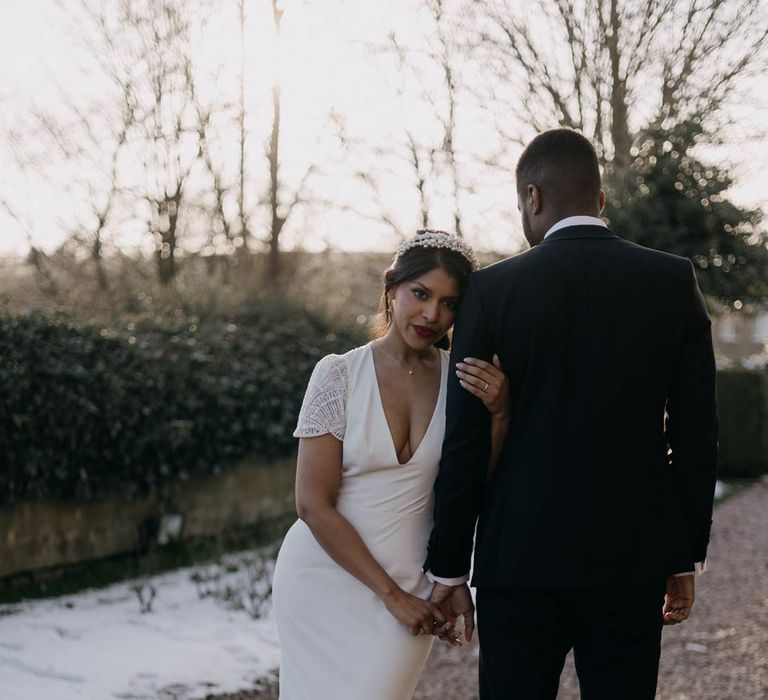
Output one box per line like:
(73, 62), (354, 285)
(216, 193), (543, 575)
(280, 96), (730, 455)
(425, 128), (718, 699)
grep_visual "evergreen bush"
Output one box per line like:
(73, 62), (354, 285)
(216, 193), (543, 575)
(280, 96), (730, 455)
(0, 306), (364, 505)
(716, 368), (768, 477)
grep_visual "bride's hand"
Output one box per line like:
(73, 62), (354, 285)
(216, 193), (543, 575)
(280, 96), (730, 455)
(381, 588), (446, 636)
(457, 354), (509, 417)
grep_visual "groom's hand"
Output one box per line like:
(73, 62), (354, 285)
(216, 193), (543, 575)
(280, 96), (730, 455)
(663, 574), (695, 625)
(430, 582), (459, 606)
(430, 583), (475, 643)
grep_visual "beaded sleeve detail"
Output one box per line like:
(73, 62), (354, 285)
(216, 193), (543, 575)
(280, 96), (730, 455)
(293, 354), (347, 441)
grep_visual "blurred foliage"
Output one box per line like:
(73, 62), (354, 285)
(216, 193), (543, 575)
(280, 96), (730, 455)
(0, 304), (364, 506)
(716, 368), (768, 477)
(0, 250), (390, 331)
(604, 120), (768, 304)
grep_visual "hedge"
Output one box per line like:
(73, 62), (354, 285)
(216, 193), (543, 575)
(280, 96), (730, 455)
(0, 307), (364, 506)
(2, 312), (764, 505)
(716, 368), (768, 478)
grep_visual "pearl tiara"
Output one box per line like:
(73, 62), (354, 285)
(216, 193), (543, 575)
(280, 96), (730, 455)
(395, 229), (480, 271)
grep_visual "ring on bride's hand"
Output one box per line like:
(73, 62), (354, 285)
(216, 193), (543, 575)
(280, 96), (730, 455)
(483, 382), (489, 392)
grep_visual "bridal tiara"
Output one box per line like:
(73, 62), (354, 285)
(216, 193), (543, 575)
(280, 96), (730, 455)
(395, 229), (480, 271)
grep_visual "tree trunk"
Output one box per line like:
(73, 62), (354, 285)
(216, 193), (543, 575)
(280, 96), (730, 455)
(267, 82), (282, 282)
(27, 246), (58, 298)
(606, 0), (631, 167)
(155, 191), (180, 286)
(237, 0), (250, 256)
(91, 229), (109, 291)
(267, 0), (284, 283)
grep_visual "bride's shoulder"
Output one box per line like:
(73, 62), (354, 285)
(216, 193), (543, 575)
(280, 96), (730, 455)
(311, 342), (369, 375)
(310, 352), (346, 377)
(329, 341), (375, 364)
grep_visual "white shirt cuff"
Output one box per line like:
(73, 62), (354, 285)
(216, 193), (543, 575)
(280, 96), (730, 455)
(425, 570), (469, 586)
(674, 560), (707, 577)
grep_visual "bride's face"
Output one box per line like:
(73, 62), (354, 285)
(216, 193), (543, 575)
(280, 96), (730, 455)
(388, 266), (461, 349)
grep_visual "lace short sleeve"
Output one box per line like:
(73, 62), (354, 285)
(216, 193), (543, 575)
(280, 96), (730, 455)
(293, 354), (347, 441)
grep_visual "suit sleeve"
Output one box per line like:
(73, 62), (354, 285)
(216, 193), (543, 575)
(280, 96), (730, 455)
(424, 275), (494, 578)
(664, 261), (718, 564)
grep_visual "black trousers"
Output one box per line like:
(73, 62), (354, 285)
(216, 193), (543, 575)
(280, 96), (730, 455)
(476, 579), (666, 700)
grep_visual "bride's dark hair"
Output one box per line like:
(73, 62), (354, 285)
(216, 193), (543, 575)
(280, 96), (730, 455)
(370, 236), (475, 350)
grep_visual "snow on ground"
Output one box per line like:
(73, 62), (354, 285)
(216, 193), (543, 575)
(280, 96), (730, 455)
(0, 480), (735, 699)
(0, 557), (281, 700)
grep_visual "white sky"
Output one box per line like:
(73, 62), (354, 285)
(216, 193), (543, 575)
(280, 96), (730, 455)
(0, 0), (766, 259)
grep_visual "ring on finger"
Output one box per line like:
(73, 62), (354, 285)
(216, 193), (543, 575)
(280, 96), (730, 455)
(483, 381), (489, 392)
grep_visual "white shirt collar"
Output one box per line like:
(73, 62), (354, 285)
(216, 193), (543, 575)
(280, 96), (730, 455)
(543, 215), (607, 240)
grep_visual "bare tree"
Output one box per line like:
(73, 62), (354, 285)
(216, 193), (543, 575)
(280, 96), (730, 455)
(193, 90), (237, 255)
(61, 98), (133, 291)
(261, 0), (323, 281)
(0, 199), (59, 297)
(2, 71), (136, 291)
(193, 0), (252, 258)
(342, 118), (436, 240)
(40, 0), (230, 287)
(477, 0), (768, 167)
(122, 0), (205, 285)
(357, 0), (506, 240)
(429, 0), (464, 236)
(385, 31), (441, 234)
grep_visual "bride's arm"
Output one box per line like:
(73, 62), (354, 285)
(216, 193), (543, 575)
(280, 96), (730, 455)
(456, 354), (510, 479)
(295, 433), (445, 635)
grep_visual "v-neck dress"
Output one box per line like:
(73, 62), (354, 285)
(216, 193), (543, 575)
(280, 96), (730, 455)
(272, 343), (449, 700)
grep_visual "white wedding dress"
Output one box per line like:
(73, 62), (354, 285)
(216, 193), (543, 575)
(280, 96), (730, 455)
(272, 343), (448, 700)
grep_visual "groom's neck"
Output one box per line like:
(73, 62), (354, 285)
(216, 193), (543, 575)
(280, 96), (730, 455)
(549, 204), (602, 224)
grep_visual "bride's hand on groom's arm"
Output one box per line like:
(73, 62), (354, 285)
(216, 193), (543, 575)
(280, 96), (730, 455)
(456, 354), (509, 418)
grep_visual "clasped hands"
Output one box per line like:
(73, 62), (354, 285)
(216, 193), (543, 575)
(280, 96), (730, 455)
(381, 582), (474, 647)
(429, 582), (475, 646)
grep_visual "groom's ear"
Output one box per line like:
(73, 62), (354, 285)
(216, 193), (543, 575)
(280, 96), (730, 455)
(598, 188), (606, 213)
(528, 184), (542, 215)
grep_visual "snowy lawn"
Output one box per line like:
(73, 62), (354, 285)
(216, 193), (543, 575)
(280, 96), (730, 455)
(0, 480), (736, 699)
(0, 552), (281, 700)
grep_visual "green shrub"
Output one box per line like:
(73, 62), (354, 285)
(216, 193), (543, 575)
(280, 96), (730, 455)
(716, 368), (768, 477)
(0, 306), (365, 505)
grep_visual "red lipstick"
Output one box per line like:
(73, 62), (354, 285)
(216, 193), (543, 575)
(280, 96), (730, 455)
(413, 325), (436, 338)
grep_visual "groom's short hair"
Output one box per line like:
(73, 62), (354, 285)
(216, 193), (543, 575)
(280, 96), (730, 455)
(516, 129), (601, 209)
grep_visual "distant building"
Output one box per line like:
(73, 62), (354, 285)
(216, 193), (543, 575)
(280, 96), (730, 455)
(711, 308), (768, 368)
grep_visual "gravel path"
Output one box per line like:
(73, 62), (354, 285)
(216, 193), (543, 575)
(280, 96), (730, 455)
(212, 477), (768, 700)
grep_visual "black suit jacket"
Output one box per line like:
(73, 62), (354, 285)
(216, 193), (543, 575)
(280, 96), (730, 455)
(425, 225), (718, 588)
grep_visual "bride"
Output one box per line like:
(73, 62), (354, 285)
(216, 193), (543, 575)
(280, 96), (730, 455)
(272, 230), (509, 699)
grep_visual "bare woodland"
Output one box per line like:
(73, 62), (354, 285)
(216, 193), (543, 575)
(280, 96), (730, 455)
(1, 0), (767, 296)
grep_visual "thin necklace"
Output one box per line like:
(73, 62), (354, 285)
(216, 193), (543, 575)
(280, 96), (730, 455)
(374, 340), (429, 375)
